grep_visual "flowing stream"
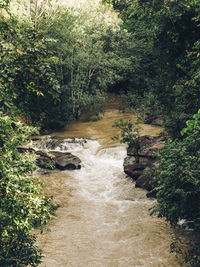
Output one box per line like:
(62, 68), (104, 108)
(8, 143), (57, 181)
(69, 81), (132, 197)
(36, 108), (184, 267)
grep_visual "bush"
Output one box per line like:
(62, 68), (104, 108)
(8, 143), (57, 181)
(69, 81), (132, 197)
(153, 110), (200, 265)
(155, 110), (200, 230)
(0, 113), (53, 266)
(112, 118), (141, 162)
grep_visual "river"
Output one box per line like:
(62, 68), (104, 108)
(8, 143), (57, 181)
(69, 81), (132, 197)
(36, 108), (185, 267)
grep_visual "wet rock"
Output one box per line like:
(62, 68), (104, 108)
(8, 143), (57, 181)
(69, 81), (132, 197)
(17, 146), (36, 153)
(139, 135), (158, 147)
(35, 151), (56, 170)
(135, 172), (153, 191)
(124, 134), (167, 198)
(18, 137), (82, 171)
(50, 151), (81, 170)
(35, 150), (81, 170)
(127, 135), (164, 157)
(139, 142), (164, 158)
(146, 189), (158, 198)
(123, 156), (146, 180)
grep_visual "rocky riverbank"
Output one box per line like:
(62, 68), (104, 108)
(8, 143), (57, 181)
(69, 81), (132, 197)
(123, 135), (168, 198)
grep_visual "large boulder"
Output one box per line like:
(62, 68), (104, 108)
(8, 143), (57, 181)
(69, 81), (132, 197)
(127, 135), (165, 157)
(124, 135), (167, 198)
(35, 150), (81, 170)
(17, 138), (82, 171)
(50, 151), (81, 170)
(123, 156), (147, 180)
(135, 171), (153, 191)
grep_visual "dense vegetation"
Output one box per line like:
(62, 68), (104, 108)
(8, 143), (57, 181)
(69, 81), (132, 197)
(1, 0), (136, 129)
(1, 0), (200, 265)
(0, 115), (53, 266)
(154, 111), (200, 265)
(104, 0), (200, 138)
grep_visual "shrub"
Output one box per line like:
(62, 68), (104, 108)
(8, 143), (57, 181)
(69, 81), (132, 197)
(0, 113), (53, 266)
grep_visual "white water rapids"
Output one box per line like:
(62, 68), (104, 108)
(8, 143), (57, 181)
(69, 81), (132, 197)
(34, 102), (192, 266)
(36, 134), (183, 267)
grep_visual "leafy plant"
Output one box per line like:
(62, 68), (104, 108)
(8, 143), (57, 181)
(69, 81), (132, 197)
(153, 110), (200, 265)
(112, 118), (141, 163)
(0, 113), (53, 266)
(38, 159), (56, 170)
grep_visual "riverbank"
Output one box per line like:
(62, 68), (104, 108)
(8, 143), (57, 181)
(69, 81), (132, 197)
(123, 134), (168, 198)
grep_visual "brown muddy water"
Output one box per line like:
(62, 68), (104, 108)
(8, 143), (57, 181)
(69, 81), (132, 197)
(35, 108), (186, 267)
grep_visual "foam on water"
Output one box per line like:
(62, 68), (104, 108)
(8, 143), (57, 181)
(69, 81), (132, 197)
(36, 114), (185, 267)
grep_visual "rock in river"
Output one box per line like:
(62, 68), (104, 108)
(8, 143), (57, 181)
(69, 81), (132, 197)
(123, 135), (168, 198)
(50, 151), (81, 170)
(123, 156), (147, 180)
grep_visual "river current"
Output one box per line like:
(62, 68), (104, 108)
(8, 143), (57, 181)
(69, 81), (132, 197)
(36, 109), (184, 267)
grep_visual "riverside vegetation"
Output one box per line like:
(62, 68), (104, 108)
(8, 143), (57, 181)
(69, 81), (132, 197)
(1, 0), (200, 265)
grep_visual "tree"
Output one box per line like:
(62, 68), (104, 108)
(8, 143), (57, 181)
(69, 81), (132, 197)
(2, 0), (135, 129)
(104, 0), (200, 138)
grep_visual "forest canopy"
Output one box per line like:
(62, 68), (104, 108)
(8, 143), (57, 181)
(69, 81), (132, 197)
(1, 0), (136, 129)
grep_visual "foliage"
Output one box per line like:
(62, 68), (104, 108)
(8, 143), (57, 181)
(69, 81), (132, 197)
(0, 8), (62, 127)
(112, 118), (141, 162)
(155, 136), (200, 228)
(153, 110), (200, 265)
(104, 0), (200, 138)
(155, 110), (200, 227)
(39, 160), (55, 170)
(0, 113), (53, 266)
(0, 0), (10, 9)
(1, 0), (137, 129)
(38, 5), (135, 124)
